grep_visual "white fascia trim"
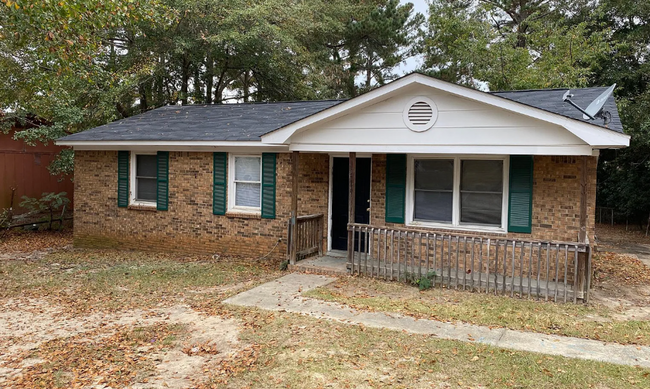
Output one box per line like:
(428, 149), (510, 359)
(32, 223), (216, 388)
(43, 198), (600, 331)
(55, 140), (290, 152)
(261, 73), (630, 148)
(289, 144), (598, 156)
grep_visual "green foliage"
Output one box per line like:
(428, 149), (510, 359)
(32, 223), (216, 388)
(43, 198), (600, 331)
(19, 192), (71, 230)
(415, 270), (437, 291)
(1, 0), (423, 178)
(592, 0), (650, 224)
(279, 260), (289, 271)
(421, 0), (610, 90)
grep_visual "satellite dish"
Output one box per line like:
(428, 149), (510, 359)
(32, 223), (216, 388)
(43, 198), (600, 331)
(562, 84), (616, 125)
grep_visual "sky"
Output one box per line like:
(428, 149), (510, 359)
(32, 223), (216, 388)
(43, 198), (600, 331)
(398, 0), (429, 75)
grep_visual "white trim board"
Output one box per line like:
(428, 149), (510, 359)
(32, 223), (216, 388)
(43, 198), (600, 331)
(55, 140), (289, 153)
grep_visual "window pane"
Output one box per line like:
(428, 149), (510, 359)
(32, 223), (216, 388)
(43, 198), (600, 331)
(136, 155), (157, 178)
(414, 191), (453, 223)
(461, 160), (503, 192)
(235, 182), (261, 208)
(414, 159), (454, 190)
(235, 157), (261, 182)
(137, 177), (157, 201)
(460, 192), (502, 225)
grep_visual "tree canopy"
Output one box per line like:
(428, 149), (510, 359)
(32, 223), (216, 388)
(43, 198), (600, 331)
(1, 0), (650, 225)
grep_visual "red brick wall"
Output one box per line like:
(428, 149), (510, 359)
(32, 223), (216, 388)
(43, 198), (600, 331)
(74, 151), (596, 259)
(73, 151), (329, 259)
(370, 154), (597, 244)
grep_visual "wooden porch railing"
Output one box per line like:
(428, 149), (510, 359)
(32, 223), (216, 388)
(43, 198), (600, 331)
(347, 223), (592, 303)
(288, 214), (324, 262)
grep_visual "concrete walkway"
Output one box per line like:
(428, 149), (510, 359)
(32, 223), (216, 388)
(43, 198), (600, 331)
(224, 273), (650, 368)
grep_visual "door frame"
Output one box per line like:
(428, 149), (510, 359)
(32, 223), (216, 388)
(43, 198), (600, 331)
(327, 154), (373, 253)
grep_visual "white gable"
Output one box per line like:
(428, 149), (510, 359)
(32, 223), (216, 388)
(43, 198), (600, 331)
(262, 74), (629, 156)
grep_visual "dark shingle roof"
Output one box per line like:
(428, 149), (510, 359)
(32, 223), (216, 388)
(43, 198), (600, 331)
(58, 86), (623, 143)
(490, 87), (623, 133)
(59, 100), (345, 142)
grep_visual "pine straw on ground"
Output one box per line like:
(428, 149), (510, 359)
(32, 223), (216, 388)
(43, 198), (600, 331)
(0, 229), (73, 253)
(596, 224), (650, 246)
(593, 251), (650, 286)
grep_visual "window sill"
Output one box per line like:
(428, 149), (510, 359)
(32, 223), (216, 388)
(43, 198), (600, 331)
(407, 221), (506, 235)
(225, 210), (261, 219)
(128, 204), (157, 212)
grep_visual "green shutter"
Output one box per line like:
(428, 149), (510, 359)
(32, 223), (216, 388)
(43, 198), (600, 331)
(261, 153), (276, 219)
(156, 151), (169, 211)
(508, 155), (534, 233)
(385, 154), (406, 223)
(213, 152), (227, 215)
(117, 151), (129, 208)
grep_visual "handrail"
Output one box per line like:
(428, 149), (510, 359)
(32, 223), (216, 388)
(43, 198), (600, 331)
(347, 223), (588, 250)
(288, 213), (324, 263)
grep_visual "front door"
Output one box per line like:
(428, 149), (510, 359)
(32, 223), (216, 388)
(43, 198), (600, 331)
(330, 157), (371, 251)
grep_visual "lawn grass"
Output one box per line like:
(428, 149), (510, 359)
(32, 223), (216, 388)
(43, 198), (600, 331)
(0, 248), (282, 312)
(303, 277), (650, 346)
(205, 307), (650, 389)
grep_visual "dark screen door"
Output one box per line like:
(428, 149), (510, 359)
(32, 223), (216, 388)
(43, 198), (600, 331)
(330, 157), (371, 251)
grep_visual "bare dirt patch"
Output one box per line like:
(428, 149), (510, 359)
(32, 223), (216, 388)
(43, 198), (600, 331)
(0, 298), (242, 388)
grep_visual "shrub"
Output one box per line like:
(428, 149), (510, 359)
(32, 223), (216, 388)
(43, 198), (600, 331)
(19, 192), (70, 230)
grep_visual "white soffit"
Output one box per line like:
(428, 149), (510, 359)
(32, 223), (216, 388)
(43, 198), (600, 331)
(261, 73), (630, 148)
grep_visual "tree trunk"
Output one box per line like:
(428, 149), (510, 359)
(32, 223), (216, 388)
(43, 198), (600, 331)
(242, 70), (250, 102)
(139, 83), (148, 112)
(205, 53), (214, 104)
(193, 65), (202, 104)
(180, 56), (190, 105)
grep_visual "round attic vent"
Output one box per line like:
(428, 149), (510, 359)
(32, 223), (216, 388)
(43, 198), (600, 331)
(403, 97), (438, 132)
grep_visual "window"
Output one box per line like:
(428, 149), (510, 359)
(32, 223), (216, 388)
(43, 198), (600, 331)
(408, 156), (507, 231)
(131, 153), (157, 205)
(230, 155), (262, 211)
(414, 159), (453, 223)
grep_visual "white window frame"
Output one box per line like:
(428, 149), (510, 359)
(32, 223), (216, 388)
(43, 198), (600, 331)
(405, 154), (509, 233)
(130, 151), (158, 207)
(228, 154), (262, 213)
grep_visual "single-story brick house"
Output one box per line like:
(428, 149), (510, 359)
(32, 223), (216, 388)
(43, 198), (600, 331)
(57, 74), (629, 300)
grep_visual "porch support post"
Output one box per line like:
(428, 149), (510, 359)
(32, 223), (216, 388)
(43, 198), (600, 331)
(347, 152), (357, 263)
(289, 151), (299, 265)
(579, 155), (588, 244)
(577, 155), (589, 301)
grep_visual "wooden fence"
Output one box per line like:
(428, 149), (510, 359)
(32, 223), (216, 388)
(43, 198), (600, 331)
(347, 223), (592, 303)
(288, 214), (324, 261)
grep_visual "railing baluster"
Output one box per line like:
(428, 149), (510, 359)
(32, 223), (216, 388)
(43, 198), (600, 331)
(536, 243), (542, 299)
(454, 236), (460, 289)
(527, 242), (533, 299)
(390, 230), (395, 281)
(432, 234), (437, 284)
(494, 240), (499, 295)
(425, 232), (428, 274)
(564, 244), (569, 304)
(462, 237), (468, 290)
(502, 240), (508, 295)
(519, 242), (524, 296)
(554, 244), (561, 303)
(396, 231), (402, 281)
(510, 240), (517, 297)
(418, 233), (423, 281)
(573, 246), (579, 303)
(470, 237), (476, 291)
(476, 238), (483, 293)
(545, 243), (550, 301)
(447, 235), (452, 289)
(486, 239), (491, 294)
